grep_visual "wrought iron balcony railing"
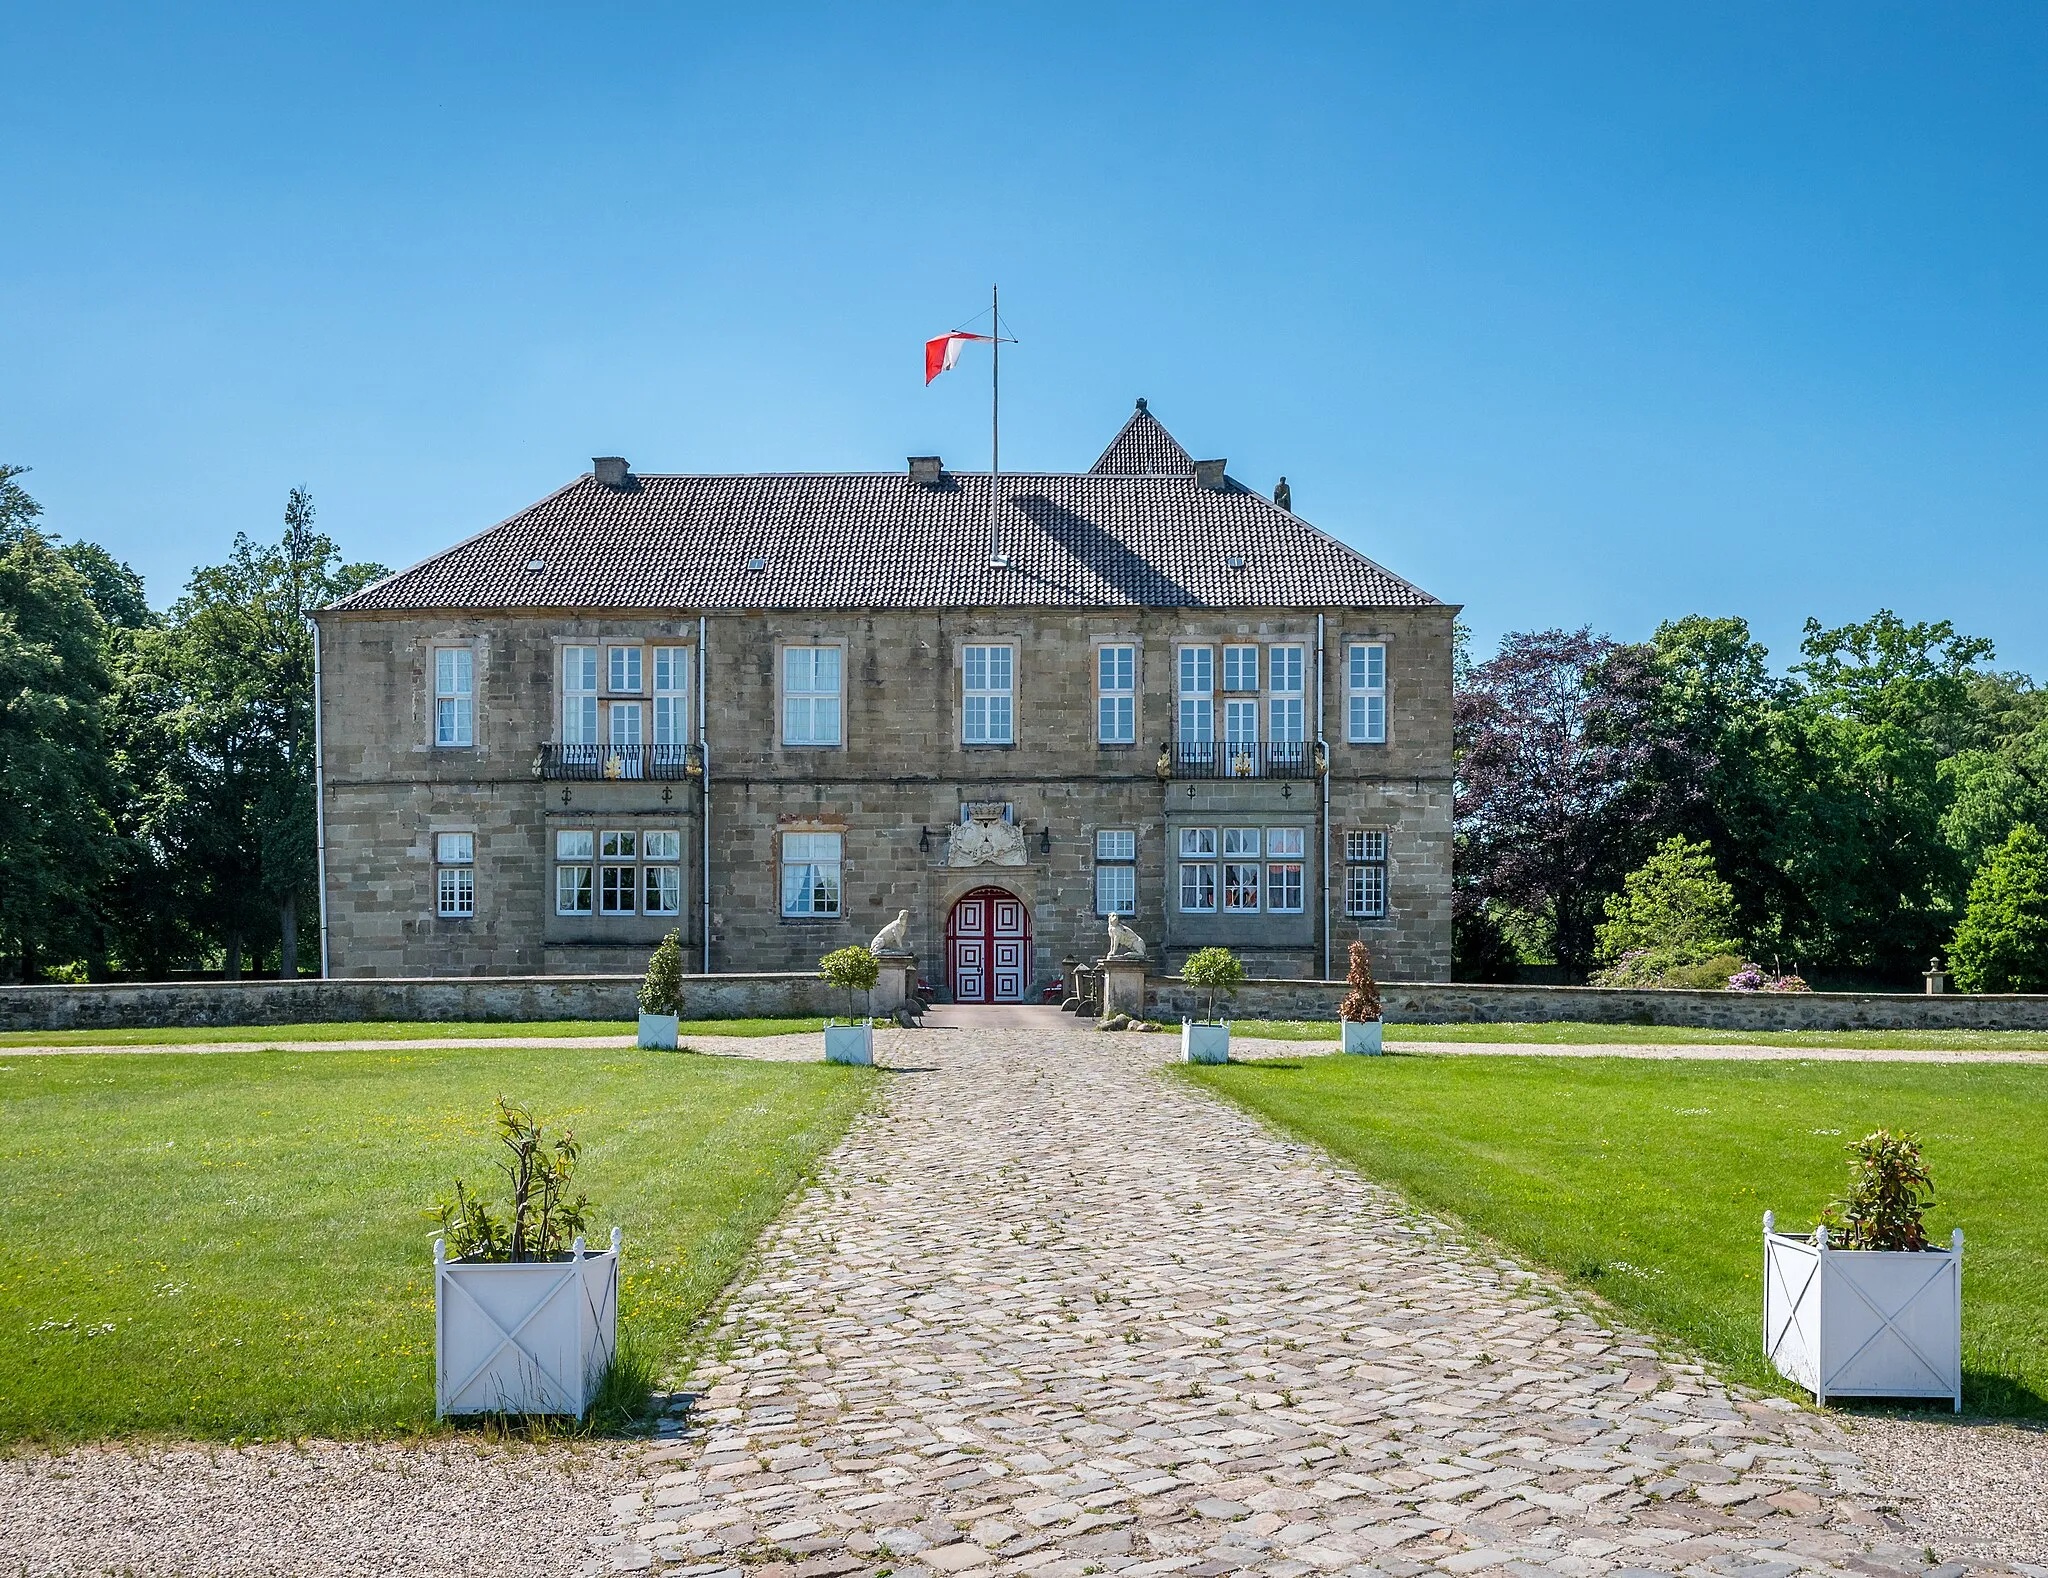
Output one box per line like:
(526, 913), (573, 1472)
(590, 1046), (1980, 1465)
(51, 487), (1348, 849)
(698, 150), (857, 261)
(1168, 740), (1321, 780)
(536, 742), (700, 781)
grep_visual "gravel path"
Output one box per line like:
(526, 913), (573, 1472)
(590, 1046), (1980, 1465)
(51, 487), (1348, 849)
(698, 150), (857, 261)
(0, 1437), (636, 1576)
(1848, 1416), (2048, 1568)
(5, 1031), (2046, 1064)
(586, 1026), (2035, 1578)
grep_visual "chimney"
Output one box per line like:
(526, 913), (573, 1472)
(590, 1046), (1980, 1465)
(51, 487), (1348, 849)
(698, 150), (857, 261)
(908, 455), (944, 487)
(1194, 458), (1228, 492)
(593, 456), (631, 489)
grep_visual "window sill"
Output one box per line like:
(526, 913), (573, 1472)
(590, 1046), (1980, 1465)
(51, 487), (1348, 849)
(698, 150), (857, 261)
(961, 742), (1017, 750)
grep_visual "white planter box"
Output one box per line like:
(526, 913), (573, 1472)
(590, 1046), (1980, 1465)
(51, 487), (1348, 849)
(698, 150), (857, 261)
(637, 1011), (679, 1050)
(435, 1226), (620, 1419)
(824, 1022), (874, 1066)
(1762, 1212), (1963, 1410)
(1342, 1019), (1384, 1055)
(1182, 1020), (1230, 1064)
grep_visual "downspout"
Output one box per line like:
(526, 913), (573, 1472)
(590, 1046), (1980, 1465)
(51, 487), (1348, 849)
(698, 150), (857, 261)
(699, 614), (711, 974)
(312, 618), (331, 980)
(1317, 613), (1329, 981)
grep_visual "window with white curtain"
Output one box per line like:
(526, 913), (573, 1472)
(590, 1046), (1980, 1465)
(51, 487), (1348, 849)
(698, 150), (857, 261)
(781, 832), (843, 916)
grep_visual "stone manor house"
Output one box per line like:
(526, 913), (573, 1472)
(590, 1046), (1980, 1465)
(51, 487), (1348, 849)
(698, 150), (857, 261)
(314, 402), (1457, 997)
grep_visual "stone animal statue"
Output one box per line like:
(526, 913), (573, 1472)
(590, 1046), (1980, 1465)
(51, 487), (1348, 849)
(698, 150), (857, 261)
(1106, 913), (1149, 961)
(870, 909), (910, 955)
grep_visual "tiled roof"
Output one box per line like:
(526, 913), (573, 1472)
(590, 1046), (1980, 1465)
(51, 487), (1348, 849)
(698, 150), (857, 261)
(1090, 403), (1194, 475)
(328, 409), (1441, 615)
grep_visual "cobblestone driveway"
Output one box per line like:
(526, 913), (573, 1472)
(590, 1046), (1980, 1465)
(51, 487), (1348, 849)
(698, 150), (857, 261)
(590, 1029), (2019, 1578)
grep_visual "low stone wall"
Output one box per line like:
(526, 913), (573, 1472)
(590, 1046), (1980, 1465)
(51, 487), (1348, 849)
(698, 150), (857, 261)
(1144, 977), (2048, 1032)
(0, 974), (837, 1033)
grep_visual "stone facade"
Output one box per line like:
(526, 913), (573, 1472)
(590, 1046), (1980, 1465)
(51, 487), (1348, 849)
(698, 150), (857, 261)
(315, 605), (1458, 994)
(312, 407), (1461, 997)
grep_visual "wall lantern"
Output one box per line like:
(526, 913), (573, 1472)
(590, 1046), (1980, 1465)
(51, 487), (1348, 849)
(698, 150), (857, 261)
(1038, 825), (1052, 855)
(919, 826), (931, 855)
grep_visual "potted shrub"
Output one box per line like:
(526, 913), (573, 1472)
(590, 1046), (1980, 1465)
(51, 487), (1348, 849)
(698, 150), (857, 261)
(1339, 940), (1383, 1055)
(1179, 946), (1243, 1064)
(819, 944), (879, 1066)
(431, 1098), (620, 1419)
(1763, 1129), (1963, 1411)
(637, 929), (684, 1049)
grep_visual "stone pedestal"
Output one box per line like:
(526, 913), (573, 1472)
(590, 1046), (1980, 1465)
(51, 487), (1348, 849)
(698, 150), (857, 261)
(873, 953), (917, 1015)
(1098, 957), (1148, 1019)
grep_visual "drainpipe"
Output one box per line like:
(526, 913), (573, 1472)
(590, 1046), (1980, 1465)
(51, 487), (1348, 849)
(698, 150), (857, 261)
(312, 618), (331, 980)
(1317, 612), (1329, 981)
(699, 614), (711, 974)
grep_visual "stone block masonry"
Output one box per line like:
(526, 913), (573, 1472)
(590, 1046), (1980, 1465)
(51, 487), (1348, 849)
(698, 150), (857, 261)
(0, 974), (836, 1033)
(1144, 975), (2048, 1031)
(4, 972), (2043, 1033)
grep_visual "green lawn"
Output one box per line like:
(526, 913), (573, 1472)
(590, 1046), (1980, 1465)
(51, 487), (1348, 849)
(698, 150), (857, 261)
(0, 1016), (824, 1047)
(1183, 1053), (2048, 1416)
(0, 1045), (868, 1442)
(1232, 1019), (2048, 1052)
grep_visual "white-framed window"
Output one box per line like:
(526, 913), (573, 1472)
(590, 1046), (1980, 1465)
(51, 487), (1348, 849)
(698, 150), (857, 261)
(1345, 829), (1389, 918)
(1224, 698), (1259, 745)
(644, 829), (681, 916)
(1348, 642), (1387, 744)
(433, 647), (474, 747)
(1097, 644), (1135, 745)
(609, 645), (643, 695)
(609, 699), (643, 746)
(1094, 828), (1137, 915)
(653, 647), (690, 756)
(783, 646), (843, 747)
(1266, 825), (1305, 913)
(1178, 825), (1217, 913)
(781, 832), (843, 917)
(1223, 644), (1259, 693)
(562, 646), (599, 748)
(1222, 827), (1261, 912)
(554, 829), (593, 915)
(599, 829), (637, 915)
(1177, 646), (1214, 743)
(1270, 645), (1305, 745)
(963, 645), (1014, 744)
(435, 831), (474, 917)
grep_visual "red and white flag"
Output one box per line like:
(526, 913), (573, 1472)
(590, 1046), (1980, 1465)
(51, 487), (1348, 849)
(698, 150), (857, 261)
(925, 330), (991, 384)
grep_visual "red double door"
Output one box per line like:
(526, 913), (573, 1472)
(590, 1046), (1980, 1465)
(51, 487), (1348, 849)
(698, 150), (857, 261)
(947, 887), (1032, 1002)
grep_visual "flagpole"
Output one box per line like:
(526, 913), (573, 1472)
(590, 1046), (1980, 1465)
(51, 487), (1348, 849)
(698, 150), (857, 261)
(990, 282), (1000, 565)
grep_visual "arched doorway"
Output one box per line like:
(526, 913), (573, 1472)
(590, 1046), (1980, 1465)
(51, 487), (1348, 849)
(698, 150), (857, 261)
(947, 886), (1031, 1003)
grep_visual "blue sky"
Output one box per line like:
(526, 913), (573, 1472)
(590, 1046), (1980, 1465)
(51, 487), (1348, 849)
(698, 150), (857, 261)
(5, 4), (2045, 674)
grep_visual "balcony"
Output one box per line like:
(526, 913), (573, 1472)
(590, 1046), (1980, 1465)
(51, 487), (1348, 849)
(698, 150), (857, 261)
(1169, 740), (1321, 780)
(537, 742), (699, 781)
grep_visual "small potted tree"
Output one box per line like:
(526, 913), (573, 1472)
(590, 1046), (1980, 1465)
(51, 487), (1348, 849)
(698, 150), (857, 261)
(1179, 946), (1244, 1064)
(1339, 940), (1383, 1054)
(819, 944), (879, 1066)
(431, 1098), (621, 1419)
(1763, 1129), (1963, 1411)
(637, 929), (684, 1049)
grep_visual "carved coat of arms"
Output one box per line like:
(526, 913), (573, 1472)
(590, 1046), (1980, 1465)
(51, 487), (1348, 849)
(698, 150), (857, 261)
(946, 805), (1027, 867)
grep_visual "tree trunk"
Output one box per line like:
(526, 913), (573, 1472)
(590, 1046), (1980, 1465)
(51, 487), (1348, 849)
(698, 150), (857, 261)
(280, 894), (297, 979)
(224, 932), (242, 980)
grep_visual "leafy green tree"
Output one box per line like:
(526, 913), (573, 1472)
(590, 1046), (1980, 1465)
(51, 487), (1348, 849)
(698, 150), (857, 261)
(1948, 824), (2048, 993)
(1595, 836), (1742, 963)
(0, 467), (116, 977)
(1938, 726), (2048, 880)
(141, 490), (384, 976)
